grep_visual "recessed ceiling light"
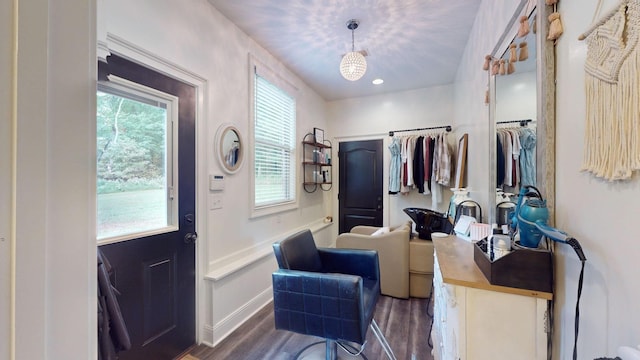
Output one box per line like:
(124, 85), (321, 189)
(372, 78), (384, 85)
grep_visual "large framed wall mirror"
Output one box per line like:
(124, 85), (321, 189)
(455, 134), (469, 189)
(215, 123), (243, 174)
(488, 0), (556, 224)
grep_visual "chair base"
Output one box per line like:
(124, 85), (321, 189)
(294, 319), (396, 360)
(294, 340), (367, 360)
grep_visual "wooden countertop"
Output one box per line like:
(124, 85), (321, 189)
(433, 235), (553, 300)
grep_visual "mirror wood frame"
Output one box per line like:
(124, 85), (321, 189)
(488, 0), (555, 225)
(215, 123), (243, 174)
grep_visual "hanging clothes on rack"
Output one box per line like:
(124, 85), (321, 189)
(503, 130), (514, 187)
(400, 136), (413, 193)
(388, 137), (401, 194)
(421, 136), (432, 194)
(496, 134), (505, 187)
(430, 133), (443, 209)
(520, 127), (537, 186)
(400, 136), (409, 193)
(507, 129), (521, 187)
(413, 136), (425, 193)
(496, 123), (537, 190)
(426, 136), (435, 192)
(406, 136), (417, 188)
(389, 131), (453, 207)
(435, 132), (452, 186)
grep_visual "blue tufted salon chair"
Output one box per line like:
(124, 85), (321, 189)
(272, 229), (396, 360)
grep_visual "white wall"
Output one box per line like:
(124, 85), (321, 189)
(105, 0), (332, 346)
(1, 1), (14, 358)
(326, 85), (457, 232)
(11, 0), (97, 359)
(456, 0), (640, 358)
(452, 0), (522, 220)
(495, 70), (537, 123)
(555, 0), (640, 357)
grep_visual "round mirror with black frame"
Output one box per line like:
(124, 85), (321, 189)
(215, 123), (243, 174)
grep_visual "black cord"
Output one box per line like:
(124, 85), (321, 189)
(428, 312), (434, 349)
(426, 282), (434, 319)
(547, 237), (554, 360)
(547, 297), (554, 360)
(427, 282), (435, 348)
(573, 260), (586, 360)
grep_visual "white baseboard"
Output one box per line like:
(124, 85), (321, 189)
(200, 325), (215, 348)
(201, 287), (273, 347)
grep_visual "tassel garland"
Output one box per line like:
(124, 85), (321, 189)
(548, 12), (564, 41)
(507, 60), (516, 74)
(518, 42), (529, 61)
(491, 60), (500, 75)
(518, 15), (530, 37)
(509, 44), (518, 63)
(483, 55), (492, 70)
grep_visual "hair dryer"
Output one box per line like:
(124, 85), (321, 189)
(534, 220), (586, 261)
(509, 185), (549, 248)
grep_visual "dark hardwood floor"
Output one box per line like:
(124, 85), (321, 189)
(187, 296), (434, 360)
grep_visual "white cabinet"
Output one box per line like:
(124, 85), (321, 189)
(431, 253), (549, 360)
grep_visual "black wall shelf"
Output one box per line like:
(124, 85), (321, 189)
(302, 133), (332, 193)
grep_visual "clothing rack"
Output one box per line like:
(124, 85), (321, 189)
(497, 119), (532, 127)
(389, 125), (452, 137)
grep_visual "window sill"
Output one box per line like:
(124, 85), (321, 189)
(250, 200), (298, 219)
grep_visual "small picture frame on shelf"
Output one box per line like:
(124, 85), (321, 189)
(313, 127), (324, 144)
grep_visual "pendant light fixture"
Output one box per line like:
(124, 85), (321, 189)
(340, 19), (367, 81)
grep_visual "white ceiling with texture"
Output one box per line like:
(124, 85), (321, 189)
(208, 0), (482, 101)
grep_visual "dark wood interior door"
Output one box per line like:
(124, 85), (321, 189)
(338, 139), (383, 233)
(98, 54), (196, 360)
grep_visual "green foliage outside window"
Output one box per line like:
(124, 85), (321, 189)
(96, 91), (167, 194)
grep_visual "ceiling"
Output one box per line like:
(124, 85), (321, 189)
(207, 0), (483, 101)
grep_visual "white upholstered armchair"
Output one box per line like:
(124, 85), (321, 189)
(336, 222), (412, 299)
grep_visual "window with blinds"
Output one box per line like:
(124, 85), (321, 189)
(253, 73), (296, 209)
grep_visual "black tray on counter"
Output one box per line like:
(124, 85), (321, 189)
(473, 239), (553, 294)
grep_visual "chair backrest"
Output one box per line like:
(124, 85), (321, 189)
(272, 229), (323, 272)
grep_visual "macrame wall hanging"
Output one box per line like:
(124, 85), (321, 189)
(579, 0), (640, 181)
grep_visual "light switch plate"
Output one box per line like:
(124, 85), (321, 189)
(209, 194), (223, 210)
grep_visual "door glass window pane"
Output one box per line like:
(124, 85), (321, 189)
(97, 81), (175, 241)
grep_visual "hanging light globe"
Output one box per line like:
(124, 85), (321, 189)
(339, 19), (367, 81)
(340, 51), (367, 81)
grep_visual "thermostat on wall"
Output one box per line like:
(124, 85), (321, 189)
(209, 175), (225, 191)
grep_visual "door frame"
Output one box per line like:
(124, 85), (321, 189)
(103, 34), (208, 344)
(331, 134), (390, 239)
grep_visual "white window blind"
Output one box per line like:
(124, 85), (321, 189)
(253, 73), (296, 208)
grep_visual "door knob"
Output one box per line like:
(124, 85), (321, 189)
(184, 232), (197, 244)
